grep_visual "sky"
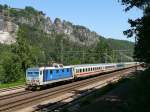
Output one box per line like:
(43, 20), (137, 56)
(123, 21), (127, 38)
(0, 0), (143, 42)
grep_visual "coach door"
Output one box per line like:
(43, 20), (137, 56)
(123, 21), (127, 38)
(43, 69), (47, 82)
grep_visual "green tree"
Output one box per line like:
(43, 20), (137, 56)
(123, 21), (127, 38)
(0, 52), (22, 83)
(120, 0), (150, 64)
(12, 24), (33, 72)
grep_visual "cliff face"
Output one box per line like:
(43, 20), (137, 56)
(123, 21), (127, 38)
(0, 5), (134, 65)
(0, 6), (100, 45)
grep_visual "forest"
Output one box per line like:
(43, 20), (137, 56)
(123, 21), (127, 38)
(0, 5), (134, 84)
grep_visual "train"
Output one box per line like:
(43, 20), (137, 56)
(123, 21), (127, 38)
(26, 62), (139, 90)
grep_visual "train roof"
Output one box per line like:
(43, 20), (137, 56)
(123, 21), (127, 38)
(26, 66), (72, 71)
(72, 63), (116, 68)
(26, 62), (136, 71)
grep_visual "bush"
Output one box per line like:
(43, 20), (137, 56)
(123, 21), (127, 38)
(0, 52), (23, 83)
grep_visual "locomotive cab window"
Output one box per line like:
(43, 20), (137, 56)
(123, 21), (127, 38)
(27, 71), (39, 77)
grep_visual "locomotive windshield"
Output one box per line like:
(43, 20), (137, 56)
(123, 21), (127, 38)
(27, 71), (39, 78)
(27, 71), (39, 77)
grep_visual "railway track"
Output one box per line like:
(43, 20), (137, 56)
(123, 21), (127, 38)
(0, 90), (32, 101)
(35, 68), (134, 112)
(0, 67), (136, 112)
(0, 85), (25, 93)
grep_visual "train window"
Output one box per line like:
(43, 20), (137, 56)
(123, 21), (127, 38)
(50, 70), (53, 74)
(83, 69), (85, 72)
(56, 70), (59, 73)
(86, 68), (88, 72)
(62, 69), (64, 72)
(88, 68), (90, 71)
(79, 69), (81, 72)
(67, 68), (69, 72)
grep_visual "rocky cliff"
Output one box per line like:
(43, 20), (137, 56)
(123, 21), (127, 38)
(0, 5), (99, 45)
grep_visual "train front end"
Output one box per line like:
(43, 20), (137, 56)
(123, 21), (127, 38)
(26, 68), (41, 89)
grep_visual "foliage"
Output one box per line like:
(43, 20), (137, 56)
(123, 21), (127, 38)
(124, 69), (150, 112)
(120, 0), (150, 11)
(0, 52), (22, 83)
(0, 24), (36, 83)
(0, 5), (135, 84)
(11, 25), (34, 72)
(120, 0), (150, 64)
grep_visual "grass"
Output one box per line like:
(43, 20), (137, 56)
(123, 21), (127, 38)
(61, 77), (131, 112)
(125, 68), (150, 112)
(79, 78), (130, 106)
(0, 80), (25, 89)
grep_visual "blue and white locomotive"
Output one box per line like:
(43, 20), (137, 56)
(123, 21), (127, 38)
(26, 62), (138, 89)
(26, 65), (74, 88)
